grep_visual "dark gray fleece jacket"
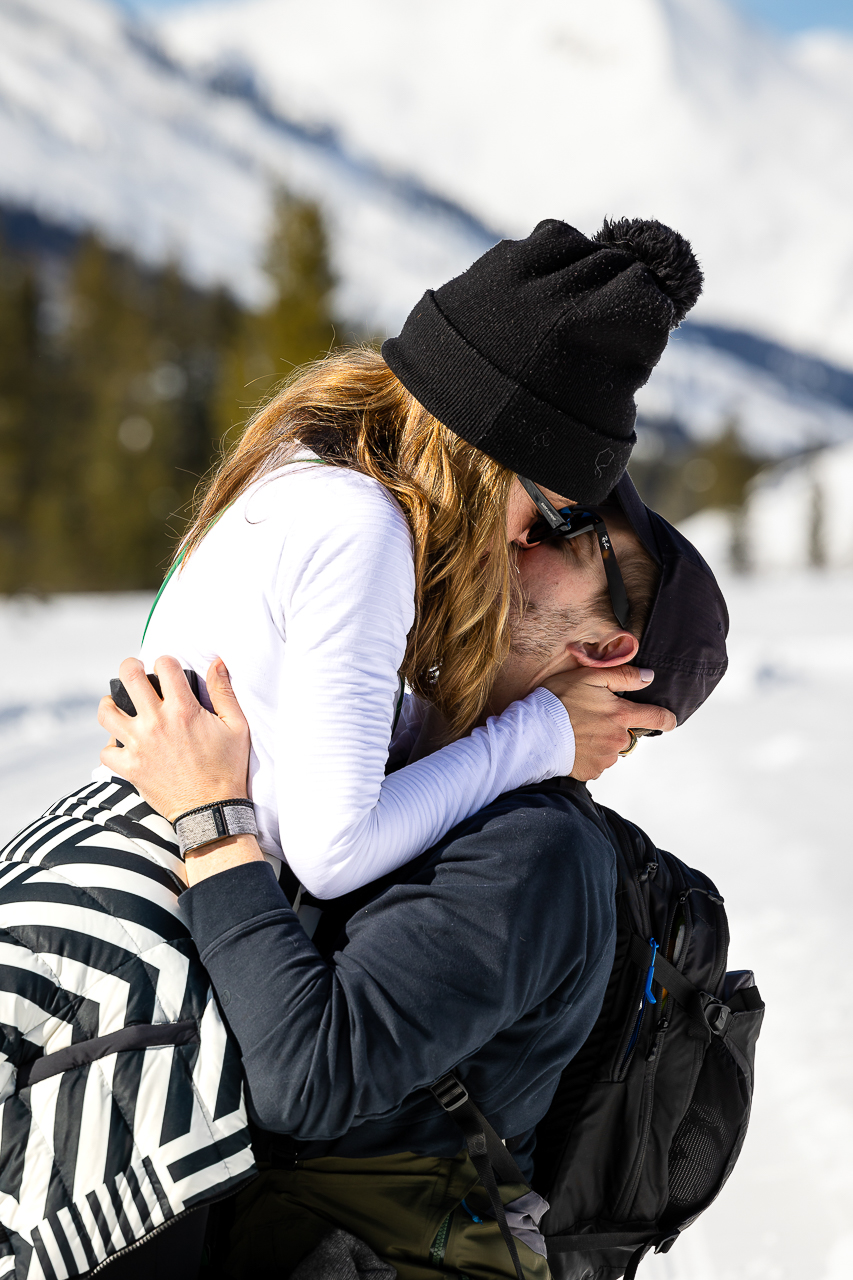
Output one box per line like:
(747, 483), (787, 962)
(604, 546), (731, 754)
(180, 784), (617, 1180)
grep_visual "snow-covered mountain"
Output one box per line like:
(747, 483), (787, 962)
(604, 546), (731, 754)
(3, 0), (853, 458)
(0, 0), (493, 329)
(158, 0), (853, 368)
(638, 325), (853, 458)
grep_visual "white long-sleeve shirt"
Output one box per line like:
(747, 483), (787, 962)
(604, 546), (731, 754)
(98, 459), (575, 898)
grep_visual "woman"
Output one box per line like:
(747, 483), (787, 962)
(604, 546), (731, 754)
(98, 216), (702, 898)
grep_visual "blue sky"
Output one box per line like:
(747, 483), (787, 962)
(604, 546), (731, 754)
(114, 0), (853, 35)
(736, 0), (853, 31)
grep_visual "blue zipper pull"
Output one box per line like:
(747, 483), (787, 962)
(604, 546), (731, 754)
(461, 1198), (483, 1224)
(644, 937), (659, 1005)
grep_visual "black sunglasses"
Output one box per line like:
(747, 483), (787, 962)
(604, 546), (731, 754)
(518, 477), (631, 630)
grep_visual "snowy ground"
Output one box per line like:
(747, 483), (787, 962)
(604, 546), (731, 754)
(0, 592), (154, 829)
(1, 573), (851, 1280)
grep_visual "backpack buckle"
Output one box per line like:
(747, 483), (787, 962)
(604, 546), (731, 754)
(700, 994), (732, 1036)
(430, 1073), (469, 1112)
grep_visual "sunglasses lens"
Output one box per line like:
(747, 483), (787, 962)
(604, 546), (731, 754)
(525, 518), (557, 543)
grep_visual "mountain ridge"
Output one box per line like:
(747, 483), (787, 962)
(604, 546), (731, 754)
(3, 0), (853, 459)
(158, 0), (853, 367)
(0, 0), (494, 328)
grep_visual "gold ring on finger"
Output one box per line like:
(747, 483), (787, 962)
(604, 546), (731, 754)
(619, 728), (640, 757)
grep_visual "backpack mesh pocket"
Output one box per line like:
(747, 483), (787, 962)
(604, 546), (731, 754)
(665, 1023), (755, 1220)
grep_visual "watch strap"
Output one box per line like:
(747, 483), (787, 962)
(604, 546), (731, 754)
(173, 800), (258, 857)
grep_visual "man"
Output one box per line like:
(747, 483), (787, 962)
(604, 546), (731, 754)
(98, 478), (727, 1280)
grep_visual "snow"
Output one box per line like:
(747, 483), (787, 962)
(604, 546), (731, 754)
(0, 0), (493, 328)
(0, 592), (153, 825)
(158, 0), (853, 366)
(637, 333), (853, 457)
(674, 507), (736, 569)
(5, 0), (853, 369)
(1, 567), (851, 1280)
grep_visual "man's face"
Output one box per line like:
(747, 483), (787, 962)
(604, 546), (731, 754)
(485, 523), (640, 717)
(511, 536), (606, 660)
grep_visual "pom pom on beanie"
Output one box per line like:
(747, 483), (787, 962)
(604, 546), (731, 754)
(382, 217), (703, 503)
(594, 217), (704, 326)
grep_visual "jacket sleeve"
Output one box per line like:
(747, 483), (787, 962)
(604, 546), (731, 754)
(180, 803), (616, 1141)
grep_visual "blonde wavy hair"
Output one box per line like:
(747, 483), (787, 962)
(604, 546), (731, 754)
(182, 346), (517, 739)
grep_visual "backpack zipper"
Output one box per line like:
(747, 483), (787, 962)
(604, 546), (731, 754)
(610, 819), (655, 1080)
(616, 887), (697, 1212)
(614, 1017), (669, 1219)
(617, 891), (714, 1217)
(619, 937), (659, 1072)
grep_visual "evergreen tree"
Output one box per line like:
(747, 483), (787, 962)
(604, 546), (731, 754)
(215, 190), (336, 443)
(808, 480), (826, 568)
(0, 191), (333, 593)
(688, 422), (762, 512)
(0, 239), (42, 591)
(262, 189), (335, 365)
(629, 421), (762, 525)
(26, 238), (241, 590)
(38, 236), (171, 588)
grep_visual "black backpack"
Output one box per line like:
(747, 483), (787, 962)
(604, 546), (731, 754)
(432, 780), (764, 1280)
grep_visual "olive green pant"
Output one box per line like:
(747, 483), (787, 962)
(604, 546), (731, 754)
(224, 1149), (551, 1280)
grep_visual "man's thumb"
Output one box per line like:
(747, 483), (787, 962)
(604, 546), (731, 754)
(601, 664), (655, 693)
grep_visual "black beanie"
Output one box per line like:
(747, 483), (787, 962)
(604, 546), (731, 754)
(382, 217), (703, 504)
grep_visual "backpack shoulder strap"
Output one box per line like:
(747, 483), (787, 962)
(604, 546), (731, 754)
(430, 1073), (527, 1280)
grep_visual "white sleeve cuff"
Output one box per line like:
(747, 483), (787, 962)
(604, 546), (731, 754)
(524, 686), (576, 776)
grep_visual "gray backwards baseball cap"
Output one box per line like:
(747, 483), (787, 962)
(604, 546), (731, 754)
(613, 474), (729, 726)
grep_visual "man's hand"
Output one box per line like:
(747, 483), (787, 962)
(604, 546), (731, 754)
(99, 655), (252, 823)
(542, 666), (676, 781)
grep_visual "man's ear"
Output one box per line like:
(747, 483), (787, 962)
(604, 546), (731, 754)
(565, 630), (639, 668)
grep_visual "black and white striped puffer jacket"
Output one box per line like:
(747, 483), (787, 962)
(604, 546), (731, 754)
(0, 777), (256, 1280)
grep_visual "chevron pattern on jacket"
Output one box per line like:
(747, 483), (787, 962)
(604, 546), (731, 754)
(0, 777), (256, 1280)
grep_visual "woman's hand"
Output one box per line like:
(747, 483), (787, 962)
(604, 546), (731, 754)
(543, 665), (677, 781)
(99, 655), (252, 823)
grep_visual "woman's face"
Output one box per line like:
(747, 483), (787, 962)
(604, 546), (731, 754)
(505, 477), (574, 545)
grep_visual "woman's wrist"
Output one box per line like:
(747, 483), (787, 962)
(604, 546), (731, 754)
(526, 686), (576, 774)
(173, 798), (257, 855)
